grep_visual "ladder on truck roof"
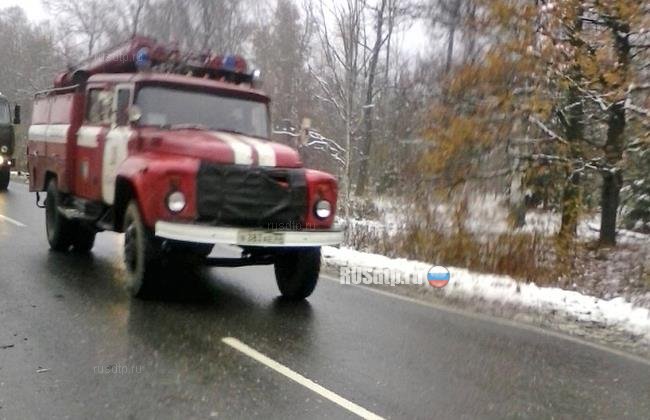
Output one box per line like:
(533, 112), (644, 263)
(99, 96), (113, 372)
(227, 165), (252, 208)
(52, 35), (259, 90)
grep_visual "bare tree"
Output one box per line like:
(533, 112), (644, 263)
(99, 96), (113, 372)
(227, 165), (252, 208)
(356, 0), (400, 196)
(107, 0), (149, 40)
(310, 0), (366, 217)
(43, 0), (113, 57)
(311, 0), (406, 206)
(253, 0), (314, 126)
(0, 6), (64, 168)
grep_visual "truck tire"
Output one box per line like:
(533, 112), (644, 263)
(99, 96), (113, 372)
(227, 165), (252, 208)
(45, 179), (74, 251)
(274, 247), (321, 300)
(123, 201), (161, 298)
(71, 225), (96, 253)
(0, 167), (9, 191)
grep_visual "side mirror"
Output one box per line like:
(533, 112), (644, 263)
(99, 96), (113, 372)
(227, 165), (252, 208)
(128, 105), (142, 125)
(13, 104), (20, 125)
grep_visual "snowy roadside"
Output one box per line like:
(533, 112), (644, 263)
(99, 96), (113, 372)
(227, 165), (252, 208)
(322, 246), (650, 354)
(9, 170), (28, 182)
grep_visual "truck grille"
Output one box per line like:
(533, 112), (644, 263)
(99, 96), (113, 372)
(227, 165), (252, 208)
(196, 163), (307, 228)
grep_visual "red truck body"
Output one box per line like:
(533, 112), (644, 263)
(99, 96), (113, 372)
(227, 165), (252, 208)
(26, 36), (342, 299)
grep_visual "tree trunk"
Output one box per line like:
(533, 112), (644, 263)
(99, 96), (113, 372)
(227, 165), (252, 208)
(599, 21), (629, 246)
(559, 171), (581, 238)
(600, 169), (622, 245)
(355, 98), (373, 197)
(558, 88), (583, 237)
(444, 0), (461, 74)
(445, 25), (455, 74)
(355, 0), (388, 197)
(558, 6), (584, 239)
(599, 102), (626, 246)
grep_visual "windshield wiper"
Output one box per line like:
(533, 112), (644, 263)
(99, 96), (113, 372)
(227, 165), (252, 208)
(212, 128), (248, 136)
(212, 128), (268, 140)
(163, 123), (210, 130)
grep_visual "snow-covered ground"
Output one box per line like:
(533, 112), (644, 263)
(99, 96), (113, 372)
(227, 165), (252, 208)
(323, 246), (650, 343)
(9, 170), (28, 179)
(349, 194), (648, 243)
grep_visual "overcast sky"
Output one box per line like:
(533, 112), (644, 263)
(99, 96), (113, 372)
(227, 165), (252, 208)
(5, 0), (46, 20)
(6, 0), (431, 57)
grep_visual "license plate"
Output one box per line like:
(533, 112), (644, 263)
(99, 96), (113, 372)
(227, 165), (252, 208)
(237, 230), (284, 245)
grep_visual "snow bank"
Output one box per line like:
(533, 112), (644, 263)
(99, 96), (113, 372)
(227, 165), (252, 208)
(323, 246), (650, 340)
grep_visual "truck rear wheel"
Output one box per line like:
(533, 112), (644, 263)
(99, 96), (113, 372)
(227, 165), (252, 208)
(123, 201), (161, 298)
(0, 167), (9, 191)
(71, 225), (96, 253)
(45, 179), (74, 251)
(274, 247), (321, 300)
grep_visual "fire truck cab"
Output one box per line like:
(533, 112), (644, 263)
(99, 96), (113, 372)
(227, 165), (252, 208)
(27, 36), (342, 299)
(0, 93), (20, 191)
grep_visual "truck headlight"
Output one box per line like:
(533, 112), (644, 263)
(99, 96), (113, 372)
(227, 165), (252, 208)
(166, 191), (186, 213)
(314, 199), (332, 219)
(0, 146), (7, 153)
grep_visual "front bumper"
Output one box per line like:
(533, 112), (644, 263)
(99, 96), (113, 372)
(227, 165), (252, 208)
(155, 221), (344, 247)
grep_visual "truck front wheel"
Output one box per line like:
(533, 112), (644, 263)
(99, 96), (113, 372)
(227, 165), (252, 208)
(45, 179), (74, 251)
(274, 247), (321, 300)
(123, 201), (161, 298)
(0, 167), (9, 191)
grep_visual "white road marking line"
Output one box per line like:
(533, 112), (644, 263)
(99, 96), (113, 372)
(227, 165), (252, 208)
(321, 274), (650, 368)
(222, 337), (385, 420)
(0, 214), (26, 227)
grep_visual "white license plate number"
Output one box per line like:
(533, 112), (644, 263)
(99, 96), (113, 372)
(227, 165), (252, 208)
(237, 231), (284, 245)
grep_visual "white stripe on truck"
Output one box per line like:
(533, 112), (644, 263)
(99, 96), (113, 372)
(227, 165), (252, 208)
(212, 131), (254, 165)
(46, 124), (70, 142)
(29, 125), (278, 168)
(29, 124), (102, 147)
(28, 125), (48, 142)
(77, 126), (103, 148)
(28, 124), (69, 144)
(239, 135), (276, 167)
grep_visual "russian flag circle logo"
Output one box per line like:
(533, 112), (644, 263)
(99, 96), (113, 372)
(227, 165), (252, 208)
(427, 266), (450, 288)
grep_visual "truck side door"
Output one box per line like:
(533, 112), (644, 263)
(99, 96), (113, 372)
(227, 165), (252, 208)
(102, 85), (133, 205)
(75, 86), (111, 200)
(27, 98), (50, 192)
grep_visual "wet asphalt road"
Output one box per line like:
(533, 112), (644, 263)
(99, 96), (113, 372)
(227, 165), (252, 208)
(0, 180), (649, 420)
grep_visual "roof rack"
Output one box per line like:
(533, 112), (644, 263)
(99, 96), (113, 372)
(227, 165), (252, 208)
(53, 35), (260, 89)
(34, 84), (79, 98)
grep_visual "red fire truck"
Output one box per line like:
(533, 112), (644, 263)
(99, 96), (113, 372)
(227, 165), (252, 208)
(27, 36), (342, 299)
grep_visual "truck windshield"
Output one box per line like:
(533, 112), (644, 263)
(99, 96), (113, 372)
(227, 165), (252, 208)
(0, 100), (10, 125)
(136, 86), (269, 138)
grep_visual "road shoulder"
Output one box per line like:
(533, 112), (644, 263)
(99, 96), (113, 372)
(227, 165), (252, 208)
(321, 261), (650, 362)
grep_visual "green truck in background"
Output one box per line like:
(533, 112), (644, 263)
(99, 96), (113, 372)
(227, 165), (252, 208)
(0, 93), (20, 191)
